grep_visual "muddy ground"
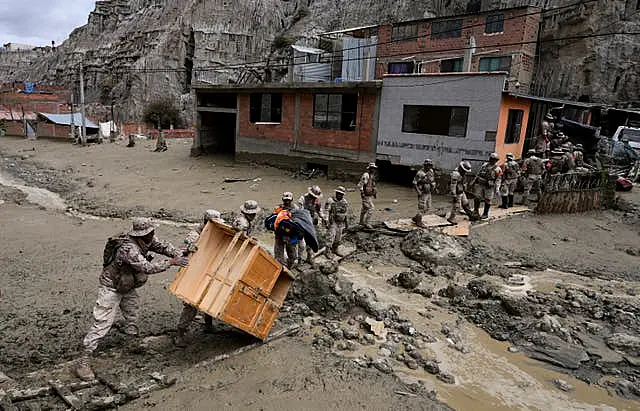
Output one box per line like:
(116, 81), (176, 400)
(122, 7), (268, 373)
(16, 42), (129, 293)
(1, 137), (639, 410)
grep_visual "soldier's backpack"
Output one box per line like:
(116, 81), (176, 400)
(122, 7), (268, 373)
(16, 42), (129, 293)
(103, 232), (129, 267)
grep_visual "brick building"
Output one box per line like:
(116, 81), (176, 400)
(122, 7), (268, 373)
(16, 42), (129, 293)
(192, 82), (381, 177)
(319, 6), (541, 93)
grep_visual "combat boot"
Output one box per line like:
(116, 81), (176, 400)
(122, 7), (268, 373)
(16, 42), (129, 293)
(175, 329), (188, 348)
(412, 214), (426, 228)
(204, 315), (214, 334)
(481, 203), (491, 220)
(76, 352), (95, 381)
(500, 196), (508, 209)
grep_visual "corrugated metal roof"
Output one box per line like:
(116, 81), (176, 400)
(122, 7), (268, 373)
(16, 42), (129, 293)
(292, 45), (325, 54)
(321, 24), (379, 36)
(38, 112), (98, 128)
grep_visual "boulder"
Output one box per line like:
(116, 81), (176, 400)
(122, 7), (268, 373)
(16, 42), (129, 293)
(606, 334), (640, 357)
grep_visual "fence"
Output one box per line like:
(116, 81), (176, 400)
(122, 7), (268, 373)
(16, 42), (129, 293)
(536, 171), (616, 214)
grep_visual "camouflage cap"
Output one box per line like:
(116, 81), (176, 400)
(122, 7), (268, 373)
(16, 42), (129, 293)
(129, 217), (157, 237)
(308, 185), (322, 198)
(506, 152), (514, 160)
(335, 186), (346, 194)
(282, 192), (294, 201)
(204, 209), (222, 221)
(240, 200), (261, 215)
(367, 162), (378, 169)
(459, 161), (472, 172)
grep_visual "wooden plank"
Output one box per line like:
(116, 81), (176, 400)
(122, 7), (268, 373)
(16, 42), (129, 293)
(194, 231), (242, 306)
(442, 220), (471, 237)
(384, 214), (451, 232)
(49, 380), (83, 410)
(486, 205), (531, 221)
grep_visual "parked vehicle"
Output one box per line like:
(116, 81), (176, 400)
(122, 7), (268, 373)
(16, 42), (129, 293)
(612, 126), (640, 152)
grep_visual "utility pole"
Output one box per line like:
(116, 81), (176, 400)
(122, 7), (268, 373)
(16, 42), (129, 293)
(79, 62), (87, 146)
(70, 87), (75, 142)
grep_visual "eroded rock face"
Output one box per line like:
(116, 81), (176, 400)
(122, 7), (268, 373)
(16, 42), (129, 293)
(2, 0), (636, 124)
(400, 230), (465, 266)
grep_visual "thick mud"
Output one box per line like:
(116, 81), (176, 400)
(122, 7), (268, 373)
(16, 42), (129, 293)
(1, 137), (639, 410)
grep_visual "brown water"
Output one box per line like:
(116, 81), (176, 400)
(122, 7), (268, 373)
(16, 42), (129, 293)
(337, 262), (638, 411)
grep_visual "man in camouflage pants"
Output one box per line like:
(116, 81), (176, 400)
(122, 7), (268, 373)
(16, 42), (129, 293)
(358, 162), (378, 229)
(412, 159), (436, 228)
(325, 186), (349, 257)
(522, 149), (544, 205)
(77, 217), (187, 381)
(298, 186), (323, 264)
(472, 153), (503, 220)
(232, 200), (261, 235)
(500, 153), (520, 209)
(175, 210), (225, 348)
(448, 161), (475, 224)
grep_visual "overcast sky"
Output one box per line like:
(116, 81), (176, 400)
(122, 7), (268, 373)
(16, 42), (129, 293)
(0, 0), (96, 46)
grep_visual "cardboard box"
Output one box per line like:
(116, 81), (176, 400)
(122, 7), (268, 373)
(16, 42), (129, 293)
(169, 220), (294, 340)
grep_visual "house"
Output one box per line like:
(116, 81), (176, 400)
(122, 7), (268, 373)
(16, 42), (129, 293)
(36, 113), (98, 139)
(377, 72), (530, 169)
(192, 81), (381, 177)
(318, 6), (541, 93)
(0, 109), (36, 137)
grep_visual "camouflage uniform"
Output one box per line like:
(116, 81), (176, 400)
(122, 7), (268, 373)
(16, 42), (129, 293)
(449, 168), (473, 223)
(358, 170), (377, 227)
(563, 150), (576, 172)
(232, 214), (253, 235)
(500, 159), (520, 197)
(297, 193), (323, 263)
(413, 168), (435, 216)
(83, 235), (179, 353)
(325, 194), (349, 253)
(574, 150), (584, 168)
(273, 202), (299, 268)
(547, 152), (565, 175)
(472, 156), (502, 219)
(522, 154), (544, 204)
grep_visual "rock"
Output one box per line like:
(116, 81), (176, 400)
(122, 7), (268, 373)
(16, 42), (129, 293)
(508, 346), (520, 353)
(372, 359), (393, 374)
(423, 360), (440, 375)
(346, 341), (358, 351)
(380, 342), (397, 355)
(329, 328), (344, 340)
(343, 327), (360, 340)
(552, 379), (574, 392)
(319, 261), (339, 275)
(87, 180), (95, 187)
(365, 317), (387, 338)
(437, 373), (455, 384)
(500, 296), (530, 316)
(408, 350), (423, 361)
(413, 282), (434, 298)
(378, 347), (392, 357)
(361, 334), (375, 345)
(438, 284), (469, 300)
(467, 278), (500, 299)
(395, 353), (406, 362)
(530, 344), (589, 370)
(550, 304), (567, 318)
(606, 334), (640, 356)
(400, 230), (464, 266)
(405, 359), (420, 370)
(0, 371), (12, 383)
(397, 322), (417, 336)
(395, 271), (422, 289)
(336, 341), (348, 351)
(538, 315), (562, 333)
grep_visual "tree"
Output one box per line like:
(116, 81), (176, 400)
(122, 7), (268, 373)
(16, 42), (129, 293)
(143, 98), (181, 130)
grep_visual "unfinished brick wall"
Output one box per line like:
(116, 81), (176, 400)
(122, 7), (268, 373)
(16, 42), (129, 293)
(238, 94), (295, 143)
(375, 7), (541, 92)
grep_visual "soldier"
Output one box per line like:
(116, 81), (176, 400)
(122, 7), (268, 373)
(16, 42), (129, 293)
(175, 210), (224, 348)
(412, 159), (436, 228)
(574, 144), (585, 168)
(472, 153), (502, 220)
(76, 217), (188, 381)
(546, 149), (566, 175)
(273, 192), (299, 268)
(522, 149), (544, 205)
(541, 112), (554, 139)
(298, 186), (323, 264)
(448, 161), (475, 224)
(325, 186), (349, 257)
(358, 162), (378, 229)
(500, 153), (520, 209)
(232, 200), (261, 235)
(562, 144), (576, 172)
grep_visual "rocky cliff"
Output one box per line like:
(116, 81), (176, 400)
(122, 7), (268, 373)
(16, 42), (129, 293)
(0, 0), (638, 123)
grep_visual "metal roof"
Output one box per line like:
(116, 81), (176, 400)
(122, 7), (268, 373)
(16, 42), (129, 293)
(193, 81), (382, 92)
(0, 109), (37, 120)
(321, 24), (379, 36)
(291, 45), (325, 54)
(507, 93), (601, 108)
(38, 112), (98, 128)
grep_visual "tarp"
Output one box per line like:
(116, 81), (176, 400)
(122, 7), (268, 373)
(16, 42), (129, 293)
(265, 209), (319, 252)
(38, 112), (98, 129)
(99, 121), (117, 138)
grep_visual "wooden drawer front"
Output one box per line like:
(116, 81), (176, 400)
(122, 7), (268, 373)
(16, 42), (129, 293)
(220, 284), (265, 333)
(241, 249), (281, 295)
(253, 300), (279, 340)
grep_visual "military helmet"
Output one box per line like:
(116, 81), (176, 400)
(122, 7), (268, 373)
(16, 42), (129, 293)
(489, 152), (500, 162)
(367, 162), (378, 169)
(204, 209), (222, 221)
(335, 186), (346, 195)
(129, 217), (157, 237)
(459, 161), (472, 173)
(545, 113), (555, 121)
(551, 149), (564, 156)
(575, 144), (583, 151)
(308, 185), (322, 198)
(527, 149), (536, 155)
(240, 200), (261, 215)
(424, 158), (433, 166)
(506, 153), (514, 160)
(282, 192), (294, 201)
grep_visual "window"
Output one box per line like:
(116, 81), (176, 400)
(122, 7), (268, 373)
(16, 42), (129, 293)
(440, 58), (463, 73)
(388, 62), (415, 74)
(505, 109), (524, 144)
(313, 94), (358, 131)
(402, 105), (469, 137)
(391, 23), (419, 41)
(479, 56), (512, 73)
(485, 131), (497, 141)
(249, 93), (282, 123)
(431, 19), (463, 39)
(485, 14), (504, 34)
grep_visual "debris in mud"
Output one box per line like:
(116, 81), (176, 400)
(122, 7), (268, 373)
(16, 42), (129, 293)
(400, 230), (464, 266)
(552, 378), (575, 392)
(437, 373), (455, 385)
(606, 333), (640, 356)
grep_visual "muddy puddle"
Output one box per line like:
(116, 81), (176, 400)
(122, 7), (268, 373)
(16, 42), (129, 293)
(336, 262), (638, 411)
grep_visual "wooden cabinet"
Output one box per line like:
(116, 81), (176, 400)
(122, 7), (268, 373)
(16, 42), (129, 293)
(169, 220), (294, 340)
